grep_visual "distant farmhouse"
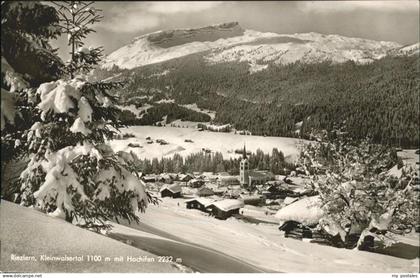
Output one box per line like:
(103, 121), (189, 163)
(218, 175), (240, 186)
(160, 184), (182, 198)
(197, 187), (215, 197)
(185, 198), (216, 212)
(186, 198), (244, 220)
(188, 178), (205, 188)
(207, 199), (244, 220)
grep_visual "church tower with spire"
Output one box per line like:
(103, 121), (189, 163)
(239, 144), (250, 187)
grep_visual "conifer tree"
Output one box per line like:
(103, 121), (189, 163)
(10, 1), (156, 231)
(1, 1), (64, 196)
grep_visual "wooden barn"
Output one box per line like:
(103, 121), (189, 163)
(278, 220), (314, 240)
(263, 184), (298, 199)
(178, 173), (194, 183)
(218, 176), (240, 186)
(206, 199), (244, 220)
(239, 195), (265, 206)
(160, 184), (182, 198)
(197, 187), (215, 197)
(248, 170), (275, 186)
(185, 198), (215, 212)
(142, 175), (157, 183)
(188, 178), (205, 188)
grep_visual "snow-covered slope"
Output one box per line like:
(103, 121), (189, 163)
(393, 43), (420, 56)
(131, 198), (420, 273)
(102, 22), (404, 70)
(206, 32), (400, 70)
(0, 201), (181, 273)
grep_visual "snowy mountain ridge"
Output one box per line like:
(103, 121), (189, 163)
(101, 22), (416, 71)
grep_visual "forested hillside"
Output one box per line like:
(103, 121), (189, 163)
(96, 54), (419, 148)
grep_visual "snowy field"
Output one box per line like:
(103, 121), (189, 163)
(109, 125), (304, 161)
(0, 201), (183, 273)
(123, 198), (419, 273)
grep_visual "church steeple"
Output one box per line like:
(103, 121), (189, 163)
(240, 143), (249, 187)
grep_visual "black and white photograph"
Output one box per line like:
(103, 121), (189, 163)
(1, 1), (419, 276)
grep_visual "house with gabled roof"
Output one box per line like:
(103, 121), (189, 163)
(206, 199), (244, 220)
(160, 184), (182, 198)
(185, 198), (216, 212)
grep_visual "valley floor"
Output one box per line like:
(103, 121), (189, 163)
(109, 125), (303, 161)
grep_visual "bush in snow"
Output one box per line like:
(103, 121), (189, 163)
(298, 128), (419, 249)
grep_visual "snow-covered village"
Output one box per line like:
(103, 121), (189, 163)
(1, 1), (419, 276)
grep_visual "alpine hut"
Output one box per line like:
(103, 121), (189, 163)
(197, 187), (215, 197)
(207, 199), (245, 220)
(185, 198), (215, 212)
(160, 184), (182, 198)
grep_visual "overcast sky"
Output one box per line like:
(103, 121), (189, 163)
(52, 1), (419, 60)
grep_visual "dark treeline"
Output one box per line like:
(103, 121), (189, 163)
(119, 102), (211, 125)
(135, 148), (293, 175)
(103, 53), (419, 148)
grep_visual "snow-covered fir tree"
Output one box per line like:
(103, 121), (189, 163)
(2, 1), (155, 231)
(297, 128), (419, 249)
(1, 1), (64, 188)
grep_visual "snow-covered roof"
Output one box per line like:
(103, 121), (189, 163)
(185, 198), (216, 207)
(197, 187), (214, 194)
(275, 196), (324, 226)
(249, 170), (273, 179)
(189, 178), (204, 183)
(208, 199), (244, 212)
(239, 195), (263, 201)
(160, 184), (182, 194)
(218, 176), (239, 181)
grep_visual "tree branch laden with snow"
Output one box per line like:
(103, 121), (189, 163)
(298, 129), (419, 249)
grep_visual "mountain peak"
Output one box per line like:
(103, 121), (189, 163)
(102, 23), (407, 70)
(144, 22), (244, 49)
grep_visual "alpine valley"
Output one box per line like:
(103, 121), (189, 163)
(92, 22), (419, 148)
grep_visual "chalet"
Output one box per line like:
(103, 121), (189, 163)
(177, 173), (194, 184)
(159, 173), (177, 184)
(225, 189), (241, 199)
(197, 187), (215, 197)
(248, 170), (275, 186)
(263, 184), (298, 199)
(201, 172), (219, 182)
(279, 220), (314, 240)
(160, 184), (182, 198)
(239, 195), (265, 206)
(188, 178), (205, 188)
(218, 176), (240, 186)
(142, 175), (157, 183)
(279, 221), (373, 250)
(206, 199), (244, 220)
(275, 196), (324, 227)
(185, 198), (215, 212)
